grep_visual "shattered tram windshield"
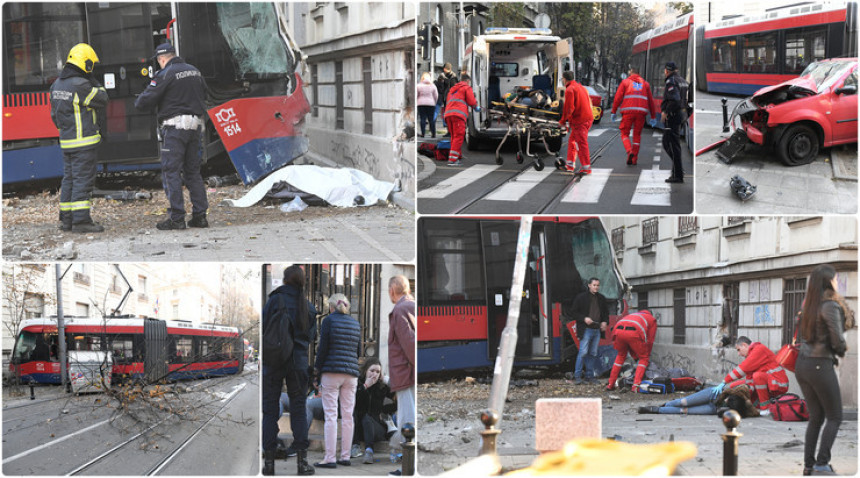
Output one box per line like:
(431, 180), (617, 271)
(800, 61), (855, 91)
(215, 3), (291, 77)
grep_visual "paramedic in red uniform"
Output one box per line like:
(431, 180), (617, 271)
(717, 336), (789, 410)
(559, 71), (594, 173)
(610, 66), (658, 165)
(443, 74), (481, 166)
(606, 310), (657, 392)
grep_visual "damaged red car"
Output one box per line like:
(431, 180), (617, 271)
(731, 58), (857, 166)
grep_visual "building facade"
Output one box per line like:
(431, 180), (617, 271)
(603, 216), (858, 408)
(283, 3), (416, 198)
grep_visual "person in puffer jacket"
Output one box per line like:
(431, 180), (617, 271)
(314, 293), (362, 468)
(50, 43), (108, 233)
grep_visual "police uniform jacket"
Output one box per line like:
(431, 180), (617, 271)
(612, 74), (657, 117)
(660, 71), (689, 120)
(50, 64), (108, 151)
(314, 312), (361, 377)
(134, 57), (206, 122)
(444, 81), (478, 122)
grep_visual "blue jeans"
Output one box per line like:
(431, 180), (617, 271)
(659, 386), (719, 414)
(574, 328), (600, 379)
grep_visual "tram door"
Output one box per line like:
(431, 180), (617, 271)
(483, 222), (550, 362)
(143, 318), (168, 383)
(85, 3), (164, 164)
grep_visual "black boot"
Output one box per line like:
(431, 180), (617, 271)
(188, 213), (209, 228)
(263, 450), (276, 475)
(59, 211), (72, 231)
(638, 406), (660, 414)
(296, 449), (315, 476)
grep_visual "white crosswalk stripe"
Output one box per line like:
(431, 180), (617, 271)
(418, 164), (500, 199)
(559, 168), (612, 203)
(485, 168), (554, 201)
(588, 128), (608, 137)
(631, 169), (672, 206)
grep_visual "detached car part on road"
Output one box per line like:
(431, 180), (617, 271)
(724, 58), (858, 166)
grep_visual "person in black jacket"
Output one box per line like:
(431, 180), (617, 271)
(135, 43), (209, 231)
(660, 61), (689, 184)
(796, 264), (853, 476)
(569, 278), (609, 384)
(313, 293), (362, 468)
(50, 43), (108, 233)
(262, 265), (317, 476)
(351, 357), (396, 464)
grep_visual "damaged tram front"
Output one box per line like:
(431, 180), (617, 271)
(2, 2), (310, 187)
(725, 58), (858, 165)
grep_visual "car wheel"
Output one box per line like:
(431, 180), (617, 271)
(777, 124), (819, 166)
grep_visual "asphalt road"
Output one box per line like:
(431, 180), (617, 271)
(694, 91), (857, 214)
(417, 118), (693, 214)
(2, 365), (259, 476)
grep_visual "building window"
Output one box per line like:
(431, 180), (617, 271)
(311, 63), (319, 117)
(673, 288), (686, 344)
(335, 61), (344, 130)
(783, 277), (807, 345)
(172, 304), (180, 320)
(641, 217), (658, 245)
(678, 216), (697, 235)
(638, 290), (649, 313)
(75, 302), (89, 317)
(363, 56), (373, 134)
(23, 292), (45, 319)
(611, 226), (624, 253)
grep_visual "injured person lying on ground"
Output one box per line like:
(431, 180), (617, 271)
(637, 383), (763, 418)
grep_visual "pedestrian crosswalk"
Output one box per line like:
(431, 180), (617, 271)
(418, 163), (676, 207)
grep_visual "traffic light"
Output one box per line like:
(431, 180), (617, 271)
(430, 23), (441, 49)
(418, 24), (429, 61)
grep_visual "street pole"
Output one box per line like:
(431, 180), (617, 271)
(487, 217), (533, 427)
(458, 2), (466, 72)
(55, 264), (68, 391)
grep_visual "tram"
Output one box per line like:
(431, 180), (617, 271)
(696, 2), (857, 95)
(9, 316), (245, 384)
(2, 2), (309, 187)
(416, 216), (629, 374)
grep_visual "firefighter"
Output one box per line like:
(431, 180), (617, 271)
(135, 43), (209, 230)
(610, 66), (658, 166)
(606, 310), (657, 392)
(660, 61), (689, 183)
(559, 71), (594, 173)
(714, 336), (789, 411)
(443, 73), (481, 166)
(49, 43), (109, 233)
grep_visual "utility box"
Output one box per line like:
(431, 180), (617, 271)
(68, 351), (112, 394)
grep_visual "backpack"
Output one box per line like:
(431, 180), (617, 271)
(768, 393), (809, 421)
(262, 295), (293, 368)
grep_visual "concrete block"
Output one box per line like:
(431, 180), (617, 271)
(535, 398), (601, 453)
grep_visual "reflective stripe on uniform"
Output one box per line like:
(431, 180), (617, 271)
(83, 87), (100, 107)
(60, 134), (101, 149)
(619, 106), (650, 114)
(767, 366), (784, 375)
(728, 366), (745, 380)
(61, 200), (91, 211)
(445, 109), (469, 120)
(448, 98), (468, 107)
(73, 93), (82, 140)
(624, 94), (649, 101)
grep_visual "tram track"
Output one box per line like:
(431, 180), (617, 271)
(448, 131), (619, 215)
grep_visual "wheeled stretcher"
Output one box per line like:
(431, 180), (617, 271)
(488, 101), (566, 171)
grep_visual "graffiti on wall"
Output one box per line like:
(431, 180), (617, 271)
(754, 305), (774, 325)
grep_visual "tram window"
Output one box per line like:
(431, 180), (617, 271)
(742, 32), (777, 73)
(13, 331), (37, 361)
(173, 336), (193, 363)
(110, 335), (134, 362)
(215, 3), (291, 77)
(558, 220), (623, 301)
(785, 27), (827, 74)
(2, 3), (86, 92)
(711, 39), (737, 73)
(420, 220), (485, 303)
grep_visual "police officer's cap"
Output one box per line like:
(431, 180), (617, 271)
(664, 61), (678, 71)
(152, 43), (176, 60)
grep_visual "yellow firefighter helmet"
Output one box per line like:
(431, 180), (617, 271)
(67, 43), (99, 73)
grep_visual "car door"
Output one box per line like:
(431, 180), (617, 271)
(829, 65), (858, 144)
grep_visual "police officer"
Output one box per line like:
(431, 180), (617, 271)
(50, 43), (108, 233)
(135, 43), (209, 230)
(660, 61), (689, 183)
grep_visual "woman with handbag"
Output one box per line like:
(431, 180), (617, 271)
(796, 264), (854, 475)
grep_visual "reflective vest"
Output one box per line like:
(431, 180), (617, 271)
(612, 74), (656, 116)
(724, 342), (789, 389)
(444, 81), (477, 122)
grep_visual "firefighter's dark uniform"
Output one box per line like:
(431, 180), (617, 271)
(135, 45), (208, 229)
(661, 64), (689, 182)
(50, 60), (108, 231)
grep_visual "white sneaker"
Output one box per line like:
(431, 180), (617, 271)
(364, 449), (374, 464)
(759, 409), (771, 417)
(351, 443), (363, 458)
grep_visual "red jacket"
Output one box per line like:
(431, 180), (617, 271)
(613, 311), (657, 355)
(388, 295), (416, 392)
(612, 74), (657, 116)
(724, 342), (788, 385)
(559, 80), (593, 126)
(444, 81), (477, 122)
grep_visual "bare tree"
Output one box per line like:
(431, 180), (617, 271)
(2, 264), (54, 342)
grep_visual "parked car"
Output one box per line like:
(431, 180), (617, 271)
(732, 58), (857, 165)
(585, 85), (604, 123)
